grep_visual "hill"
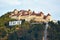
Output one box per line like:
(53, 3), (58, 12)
(0, 11), (60, 40)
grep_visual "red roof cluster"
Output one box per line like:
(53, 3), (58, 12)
(11, 9), (51, 18)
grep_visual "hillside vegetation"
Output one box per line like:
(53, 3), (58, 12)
(0, 12), (60, 40)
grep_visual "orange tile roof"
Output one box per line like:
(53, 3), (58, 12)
(47, 13), (51, 16)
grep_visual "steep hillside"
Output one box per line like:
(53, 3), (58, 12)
(0, 12), (60, 40)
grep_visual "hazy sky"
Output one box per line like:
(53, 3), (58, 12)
(0, 0), (60, 20)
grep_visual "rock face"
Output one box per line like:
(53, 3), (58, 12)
(9, 9), (52, 22)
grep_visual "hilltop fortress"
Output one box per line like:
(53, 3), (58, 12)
(9, 9), (52, 22)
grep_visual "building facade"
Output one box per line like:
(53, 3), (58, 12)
(9, 9), (52, 22)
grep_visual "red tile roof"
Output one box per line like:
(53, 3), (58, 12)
(11, 10), (51, 18)
(44, 16), (47, 19)
(47, 13), (51, 16)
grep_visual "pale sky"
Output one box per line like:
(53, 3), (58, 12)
(0, 0), (60, 20)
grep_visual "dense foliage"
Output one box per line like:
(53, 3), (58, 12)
(47, 21), (60, 40)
